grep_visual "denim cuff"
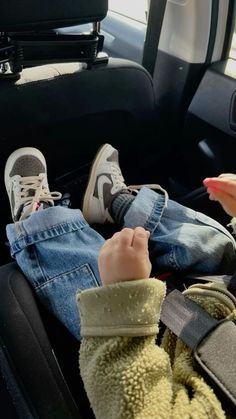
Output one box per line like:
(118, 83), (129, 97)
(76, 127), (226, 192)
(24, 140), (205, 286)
(124, 186), (168, 232)
(6, 206), (87, 256)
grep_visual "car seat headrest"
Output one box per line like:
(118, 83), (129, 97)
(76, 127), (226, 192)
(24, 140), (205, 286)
(0, 0), (108, 31)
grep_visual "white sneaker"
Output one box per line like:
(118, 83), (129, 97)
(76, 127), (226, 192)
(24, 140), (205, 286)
(5, 147), (62, 222)
(82, 144), (128, 224)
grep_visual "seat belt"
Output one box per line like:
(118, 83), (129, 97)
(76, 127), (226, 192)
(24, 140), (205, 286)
(161, 289), (236, 413)
(142, 0), (167, 76)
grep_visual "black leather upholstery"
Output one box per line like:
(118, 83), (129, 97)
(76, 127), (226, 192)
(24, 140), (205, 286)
(0, 263), (91, 418)
(0, 56), (156, 168)
(0, 59), (155, 139)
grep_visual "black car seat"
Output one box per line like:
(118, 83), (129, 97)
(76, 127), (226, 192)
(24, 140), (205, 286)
(0, 263), (85, 419)
(0, 0), (157, 417)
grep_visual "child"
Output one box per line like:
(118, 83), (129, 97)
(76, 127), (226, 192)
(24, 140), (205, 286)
(77, 222), (235, 418)
(4, 144), (236, 341)
(76, 173), (236, 419)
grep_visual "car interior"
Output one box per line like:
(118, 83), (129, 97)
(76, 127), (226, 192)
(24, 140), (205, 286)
(0, 0), (236, 417)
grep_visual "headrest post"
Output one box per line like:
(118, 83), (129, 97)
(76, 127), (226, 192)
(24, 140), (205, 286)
(93, 22), (101, 35)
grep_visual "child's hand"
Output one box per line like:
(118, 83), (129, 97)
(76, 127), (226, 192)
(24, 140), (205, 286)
(98, 227), (152, 285)
(203, 175), (236, 217)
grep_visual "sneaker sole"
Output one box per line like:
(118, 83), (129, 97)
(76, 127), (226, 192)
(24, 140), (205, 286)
(82, 143), (112, 222)
(4, 147), (47, 219)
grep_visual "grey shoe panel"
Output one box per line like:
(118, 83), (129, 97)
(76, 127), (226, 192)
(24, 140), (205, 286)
(107, 150), (118, 163)
(9, 156), (46, 177)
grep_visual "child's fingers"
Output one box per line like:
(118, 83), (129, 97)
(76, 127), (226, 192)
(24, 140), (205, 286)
(207, 188), (236, 214)
(214, 190), (236, 206)
(105, 227), (150, 250)
(111, 232), (121, 241)
(132, 227), (149, 251)
(204, 177), (236, 197)
(206, 187), (220, 201)
(99, 238), (112, 250)
(103, 232), (121, 249)
(118, 228), (134, 246)
(206, 188), (228, 202)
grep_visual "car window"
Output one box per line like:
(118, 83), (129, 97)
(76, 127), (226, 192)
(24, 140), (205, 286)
(229, 19), (236, 59)
(109, 0), (148, 24)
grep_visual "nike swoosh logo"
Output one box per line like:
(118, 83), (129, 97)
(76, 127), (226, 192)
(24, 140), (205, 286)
(96, 174), (112, 213)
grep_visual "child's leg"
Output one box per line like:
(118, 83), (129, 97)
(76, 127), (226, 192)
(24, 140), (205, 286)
(82, 143), (236, 277)
(122, 187), (236, 276)
(6, 206), (104, 340)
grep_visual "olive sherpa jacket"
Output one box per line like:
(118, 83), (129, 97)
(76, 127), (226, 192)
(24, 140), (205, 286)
(77, 276), (236, 419)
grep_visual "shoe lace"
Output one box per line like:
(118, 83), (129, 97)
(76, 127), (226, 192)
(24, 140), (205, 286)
(19, 175), (62, 207)
(111, 164), (127, 192)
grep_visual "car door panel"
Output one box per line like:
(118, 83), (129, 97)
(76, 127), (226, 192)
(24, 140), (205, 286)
(172, 59), (236, 192)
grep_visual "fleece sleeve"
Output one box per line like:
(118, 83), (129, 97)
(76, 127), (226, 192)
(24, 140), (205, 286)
(77, 279), (174, 419)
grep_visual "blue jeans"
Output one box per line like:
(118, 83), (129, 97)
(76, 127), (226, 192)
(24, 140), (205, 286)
(6, 187), (236, 340)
